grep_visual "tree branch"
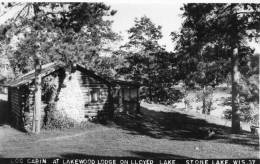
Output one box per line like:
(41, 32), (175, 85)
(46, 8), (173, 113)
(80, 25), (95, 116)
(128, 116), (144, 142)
(14, 4), (30, 21)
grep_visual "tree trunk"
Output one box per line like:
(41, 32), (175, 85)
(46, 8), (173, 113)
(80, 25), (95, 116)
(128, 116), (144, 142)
(149, 84), (152, 101)
(231, 47), (241, 133)
(33, 58), (42, 134)
(148, 59), (152, 101)
(202, 85), (206, 114)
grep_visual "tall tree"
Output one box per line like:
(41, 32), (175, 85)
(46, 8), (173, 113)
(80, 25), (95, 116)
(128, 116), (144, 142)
(0, 2), (119, 75)
(120, 16), (164, 100)
(174, 3), (260, 133)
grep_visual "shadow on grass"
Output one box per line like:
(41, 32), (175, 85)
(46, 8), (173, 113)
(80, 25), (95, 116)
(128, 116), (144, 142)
(113, 107), (226, 141)
(60, 151), (190, 159)
(111, 106), (259, 147)
(215, 133), (260, 149)
(130, 151), (189, 159)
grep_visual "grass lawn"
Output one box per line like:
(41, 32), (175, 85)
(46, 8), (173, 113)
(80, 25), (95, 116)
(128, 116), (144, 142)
(0, 102), (259, 159)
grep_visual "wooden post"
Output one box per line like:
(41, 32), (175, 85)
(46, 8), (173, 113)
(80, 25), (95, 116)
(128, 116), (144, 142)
(32, 58), (42, 134)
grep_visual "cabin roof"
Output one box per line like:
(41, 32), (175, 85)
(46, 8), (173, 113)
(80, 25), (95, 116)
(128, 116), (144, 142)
(5, 62), (64, 87)
(112, 80), (140, 87)
(4, 62), (140, 88)
(76, 64), (112, 86)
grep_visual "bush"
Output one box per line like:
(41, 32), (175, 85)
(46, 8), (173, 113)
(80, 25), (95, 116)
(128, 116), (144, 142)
(140, 86), (184, 105)
(43, 103), (76, 129)
(251, 114), (259, 126)
(196, 87), (214, 114)
(183, 92), (195, 110)
(42, 76), (58, 103)
(223, 109), (232, 120)
(23, 111), (33, 132)
(223, 105), (259, 126)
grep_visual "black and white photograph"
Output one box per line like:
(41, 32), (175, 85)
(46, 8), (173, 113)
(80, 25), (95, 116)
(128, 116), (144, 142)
(0, 0), (259, 161)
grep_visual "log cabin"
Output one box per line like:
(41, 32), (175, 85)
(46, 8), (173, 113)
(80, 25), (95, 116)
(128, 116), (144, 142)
(4, 62), (140, 131)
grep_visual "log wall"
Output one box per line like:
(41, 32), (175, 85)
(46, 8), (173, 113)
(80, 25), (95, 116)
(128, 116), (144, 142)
(9, 83), (47, 131)
(77, 70), (111, 118)
(8, 66), (140, 131)
(9, 87), (22, 129)
(56, 70), (112, 121)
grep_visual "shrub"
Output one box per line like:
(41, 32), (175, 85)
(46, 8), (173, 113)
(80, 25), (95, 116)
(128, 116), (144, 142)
(251, 114), (259, 126)
(223, 109), (232, 120)
(183, 92), (195, 110)
(196, 87), (214, 114)
(23, 111), (33, 132)
(43, 103), (76, 129)
(42, 76), (58, 103)
(140, 86), (184, 105)
(90, 110), (111, 124)
(223, 105), (259, 126)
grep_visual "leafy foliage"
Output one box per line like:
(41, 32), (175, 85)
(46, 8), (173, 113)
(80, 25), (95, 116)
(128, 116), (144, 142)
(119, 16), (163, 82)
(43, 103), (76, 129)
(196, 87), (214, 114)
(173, 4), (260, 87)
(174, 3), (260, 131)
(0, 2), (120, 76)
(117, 16), (181, 103)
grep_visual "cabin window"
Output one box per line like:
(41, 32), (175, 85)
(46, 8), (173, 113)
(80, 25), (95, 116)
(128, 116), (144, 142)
(90, 88), (100, 103)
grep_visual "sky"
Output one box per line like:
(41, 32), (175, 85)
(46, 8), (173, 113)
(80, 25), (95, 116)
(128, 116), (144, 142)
(0, 2), (259, 53)
(107, 2), (260, 53)
(107, 2), (184, 51)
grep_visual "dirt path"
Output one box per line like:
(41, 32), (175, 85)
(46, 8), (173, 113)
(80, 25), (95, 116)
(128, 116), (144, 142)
(36, 126), (111, 142)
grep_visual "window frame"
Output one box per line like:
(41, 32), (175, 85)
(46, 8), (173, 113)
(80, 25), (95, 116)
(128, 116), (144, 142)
(90, 88), (100, 103)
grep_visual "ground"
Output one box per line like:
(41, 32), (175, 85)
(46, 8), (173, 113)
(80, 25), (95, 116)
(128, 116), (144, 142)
(0, 98), (259, 158)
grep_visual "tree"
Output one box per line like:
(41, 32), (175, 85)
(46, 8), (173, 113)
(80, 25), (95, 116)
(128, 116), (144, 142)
(118, 16), (181, 103)
(0, 2), (119, 75)
(174, 3), (260, 133)
(88, 54), (123, 80)
(119, 16), (164, 100)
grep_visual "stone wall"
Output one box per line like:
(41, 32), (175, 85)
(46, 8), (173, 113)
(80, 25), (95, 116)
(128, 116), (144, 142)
(56, 71), (87, 123)
(55, 70), (112, 121)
